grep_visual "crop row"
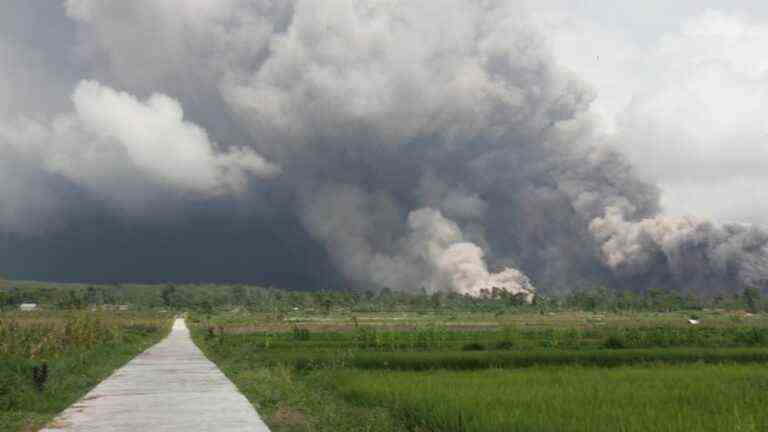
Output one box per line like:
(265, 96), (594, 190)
(200, 323), (768, 354)
(329, 365), (768, 432)
(196, 327), (768, 371)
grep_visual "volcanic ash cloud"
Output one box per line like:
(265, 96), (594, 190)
(1, 0), (766, 294)
(410, 208), (535, 299)
(591, 207), (768, 291)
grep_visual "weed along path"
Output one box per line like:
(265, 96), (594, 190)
(40, 318), (270, 432)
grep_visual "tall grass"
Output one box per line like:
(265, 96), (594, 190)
(199, 324), (768, 354)
(0, 312), (166, 360)
(0, 312), (170, 432)
(192, 328), (399, 432)
(288, 347), (768, 371)
(332, 365), (768, 431)
(193, 316), (768, 432)
(193, 323), (768, 372)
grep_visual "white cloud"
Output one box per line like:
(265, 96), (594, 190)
(67, 80), (279, 192)
(538, 9), (768, 225)
(0, 80), (279, 219)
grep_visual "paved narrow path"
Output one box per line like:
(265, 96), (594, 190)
(42, 318), (270, 431)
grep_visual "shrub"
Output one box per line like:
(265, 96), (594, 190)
(123, 324), (160, 335)
(461, 342), (485, 351)
(32, 362), (48, 392)
(605, 335), (627, 349)
(292, 326), (311, 341)
(494, 341), (515, 350)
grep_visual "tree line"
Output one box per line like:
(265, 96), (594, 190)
(0, 279), (764, 314)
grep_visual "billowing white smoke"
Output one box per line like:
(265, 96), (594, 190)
(300, 186), (534, 298)
(591, 207), (768, 289)
(68, 80), (280, 192)
(541, 9), (768, 225)
(590, 207), (710, 275)
(1, 1), (766, 294)
(435, 245), (535, 299)
(1, 80), (278, 215)
(408, 208), (535, 298)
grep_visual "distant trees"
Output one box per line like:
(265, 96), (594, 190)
(2, 278), (767, 314)
(198, 299), (214, 315)
(231, 285), (246, 305)
(86, 286), (106, 305)
(562, 286), (709, 313)
(0, 289), (16, 311)
(58, 290), (87, 309)
(743, 287), (762, 313)
(160, 284), (175, 308)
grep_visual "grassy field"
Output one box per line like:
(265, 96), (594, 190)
(199, 309), (768, 332)
(192, 310), (768, 432)
(331, 365), (768, 431)
(0, 311), (172, 432)
(6, 281), (768, 431)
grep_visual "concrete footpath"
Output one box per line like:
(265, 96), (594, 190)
(41, 318), (270, 431)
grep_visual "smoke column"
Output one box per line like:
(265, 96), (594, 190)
(0, 1), (765, 295)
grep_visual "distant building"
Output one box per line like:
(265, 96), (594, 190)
(19, 303), (38, 312)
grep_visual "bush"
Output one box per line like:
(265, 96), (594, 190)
(734, 327), (768, 346)
(605, 335), (627, 349)
(292, 326), (311, 341)
(461, 342), (485, 351)
(0, 361), (26, 410)
(494, 341), (515, 350)
(123, 324), (160, 335)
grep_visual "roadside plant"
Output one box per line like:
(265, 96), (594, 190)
(32, 362), (48, 392)
(292, 326), (311, 341)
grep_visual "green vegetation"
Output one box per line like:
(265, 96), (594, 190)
(331, 365), (768, 431)
(3, 280), (767, 314)
(205, 321), (768, 351)
(195, 356), (398, 432)
(5, 280), (768, 432)
(0, 312), (171, 432)
(192, 309), (768, 432)
(243, 347), (768, 371)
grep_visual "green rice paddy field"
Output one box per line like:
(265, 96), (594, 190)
(193, 310), (768, 432)
(331, 365), (768, 432)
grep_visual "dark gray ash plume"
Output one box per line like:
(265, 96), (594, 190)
(0, 0), (765, 295)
